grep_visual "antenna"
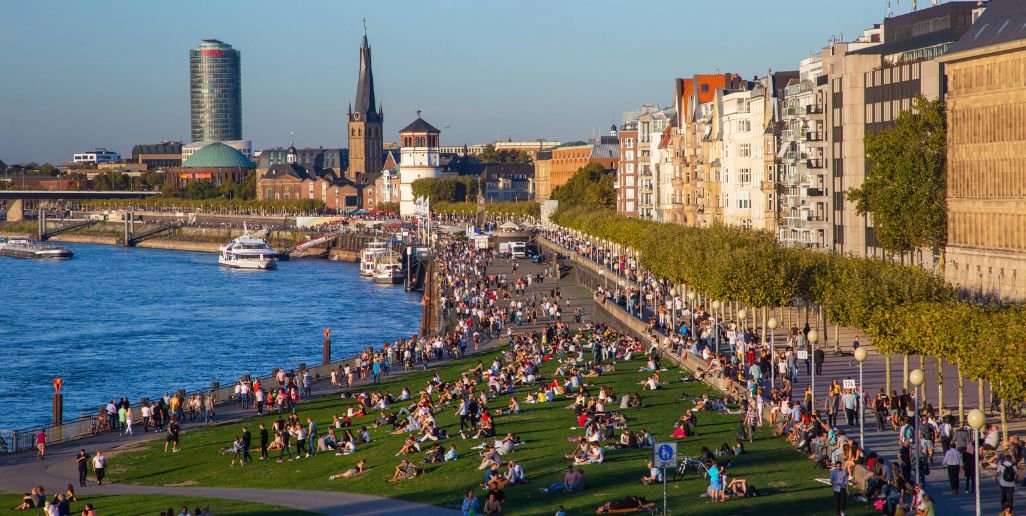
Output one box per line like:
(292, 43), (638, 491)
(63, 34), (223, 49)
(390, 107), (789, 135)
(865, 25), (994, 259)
(416, 110), (422, 118)
(363, 17), (367, 36)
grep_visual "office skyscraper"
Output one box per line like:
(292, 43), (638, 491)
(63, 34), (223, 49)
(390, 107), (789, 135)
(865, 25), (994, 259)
(190, 39), (241, 142)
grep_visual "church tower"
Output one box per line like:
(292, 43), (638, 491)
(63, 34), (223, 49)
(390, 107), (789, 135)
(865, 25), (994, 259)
(347, 24), (383, 179)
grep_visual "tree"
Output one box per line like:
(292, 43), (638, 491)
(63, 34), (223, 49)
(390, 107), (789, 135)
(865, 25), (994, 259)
(551, 163), (615, 211)
(411, 177), (478, 203)
(184, 180), (218, 200)
(39, 163), (57, 176)
(848, 95), (947, 256)
(474, 144), (532, 164)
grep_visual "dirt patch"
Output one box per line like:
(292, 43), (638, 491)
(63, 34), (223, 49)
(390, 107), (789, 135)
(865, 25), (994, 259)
(163, 480), (199, 487)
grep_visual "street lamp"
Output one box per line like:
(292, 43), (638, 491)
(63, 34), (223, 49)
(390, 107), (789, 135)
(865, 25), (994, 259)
(909, 368), (925, 485)
(686, 291), (697, 341)
(711, 300), (722, 355)
(737, 308), (747, 356)
(808, 330), (819, 409)
(598, 268), (606, 291)
(768, 317), (778, 388)
(968, 408), (985, 516)
(854, 346), (868, 450)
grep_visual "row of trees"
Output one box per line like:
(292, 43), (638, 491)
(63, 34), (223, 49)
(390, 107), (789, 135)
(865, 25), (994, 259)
(472, 144), (533, 164)
(431, 200), (540, 218)
(411, 176), (479, 203)
(553, 204), (1026, 404)
(550, 163), (615, 211)
(79, 196), (325, 213)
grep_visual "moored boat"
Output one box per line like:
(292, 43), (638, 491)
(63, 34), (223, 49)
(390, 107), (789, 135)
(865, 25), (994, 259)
(218, 226), (278, 270)
(372, 251), (405, 284)
(0, 236), (74, 259)
(360, 241), (389, 277)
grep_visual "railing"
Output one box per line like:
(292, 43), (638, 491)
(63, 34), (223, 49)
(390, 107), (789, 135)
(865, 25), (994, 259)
(805, 132), (823, 142)
(806, 104), (824, 115)
(806, 159), (824, 169)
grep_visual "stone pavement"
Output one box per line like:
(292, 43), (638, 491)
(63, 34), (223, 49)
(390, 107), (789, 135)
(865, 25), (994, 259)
(0, 249), (597, 515)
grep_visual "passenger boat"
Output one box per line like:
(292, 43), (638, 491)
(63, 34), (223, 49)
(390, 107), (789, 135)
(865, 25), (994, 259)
(218, 226), (278, 270)
(359, 241), (389, 277)
(0, 236), (74, 259)
(372, 251), (405, 284)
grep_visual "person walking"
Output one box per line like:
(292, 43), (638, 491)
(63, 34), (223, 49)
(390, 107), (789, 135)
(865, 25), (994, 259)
(997, 453), (1018, 510)
(92, 450), (107, 486)
(942, 444), (963, 495)
(164, 418), (181, 453)
(35, 430), (47, 460)
(259, 423), (269, 460)
(830, 460), (848, 516)
(75, 450), (89, 487)
(123, 407), (134, 436)
(240, 426), (253, 463)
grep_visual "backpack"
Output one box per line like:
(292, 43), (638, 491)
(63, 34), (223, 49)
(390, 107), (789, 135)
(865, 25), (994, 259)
(922, 424), (935, 441)
(1003, 462), (1017, 483)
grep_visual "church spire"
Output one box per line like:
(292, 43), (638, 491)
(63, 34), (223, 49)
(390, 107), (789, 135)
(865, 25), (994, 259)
(353, 22), (377, 120)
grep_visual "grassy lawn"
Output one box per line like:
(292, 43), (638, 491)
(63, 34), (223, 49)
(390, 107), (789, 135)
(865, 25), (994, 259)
(109, 346), (873, 515)
(0, 493), (312, 516)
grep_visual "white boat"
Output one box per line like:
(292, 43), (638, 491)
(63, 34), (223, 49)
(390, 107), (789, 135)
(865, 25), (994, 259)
(218, 225), (278, 270)
(359, 241), (389, 277)
(0, 236), (74, 259)
(372, 251), (405, 284)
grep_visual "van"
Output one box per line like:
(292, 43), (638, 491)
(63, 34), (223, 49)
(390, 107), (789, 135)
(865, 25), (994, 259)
(510, 242), (527, 259)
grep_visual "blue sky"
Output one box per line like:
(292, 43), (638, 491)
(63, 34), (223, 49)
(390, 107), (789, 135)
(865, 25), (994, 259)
(0, 0), (889, 164)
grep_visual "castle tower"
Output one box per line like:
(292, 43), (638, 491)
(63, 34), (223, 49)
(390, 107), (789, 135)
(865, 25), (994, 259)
(347, 25), (383, 179)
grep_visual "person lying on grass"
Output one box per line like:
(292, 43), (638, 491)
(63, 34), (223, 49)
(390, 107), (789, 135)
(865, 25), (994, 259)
(329, 458), (368, 480)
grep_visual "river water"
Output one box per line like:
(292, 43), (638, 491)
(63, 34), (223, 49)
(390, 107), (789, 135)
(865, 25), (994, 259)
(0, 243), (422, 430)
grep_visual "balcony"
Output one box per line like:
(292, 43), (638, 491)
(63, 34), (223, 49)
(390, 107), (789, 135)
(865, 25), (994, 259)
(805, 132), (823, 142)
(806, 187), (825, 197)
(781, 194), (806, 208)
(785, 151), (808, 162)
(805, 104), (824, 115)
(784, 218), (810, 229)
(806, 159), (824, 169)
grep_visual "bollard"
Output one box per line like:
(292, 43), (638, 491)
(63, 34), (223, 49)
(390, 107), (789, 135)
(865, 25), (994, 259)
(52, 377), (63, 427)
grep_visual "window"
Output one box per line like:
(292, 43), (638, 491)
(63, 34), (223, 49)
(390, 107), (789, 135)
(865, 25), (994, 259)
(738, 144), (751, 158)
(739, 168), (751, 184)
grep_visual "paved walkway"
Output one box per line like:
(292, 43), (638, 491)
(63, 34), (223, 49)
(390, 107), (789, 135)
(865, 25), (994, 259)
(0, 250), (596, 515)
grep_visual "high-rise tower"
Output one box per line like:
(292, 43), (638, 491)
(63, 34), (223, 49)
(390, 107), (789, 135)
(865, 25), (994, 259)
(347, 26), (383, 178)
(189, 39), (242, 142)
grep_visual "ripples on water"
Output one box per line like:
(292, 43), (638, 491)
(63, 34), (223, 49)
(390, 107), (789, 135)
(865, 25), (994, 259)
(0, 243), (422, 429)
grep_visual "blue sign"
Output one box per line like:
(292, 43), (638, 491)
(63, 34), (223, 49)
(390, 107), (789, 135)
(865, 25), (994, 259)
(654, 441), (677, 468)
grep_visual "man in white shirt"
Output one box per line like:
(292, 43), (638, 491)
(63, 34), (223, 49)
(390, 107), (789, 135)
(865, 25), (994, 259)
(996, 453), (1018, 509)
(942, 444), (963, 495)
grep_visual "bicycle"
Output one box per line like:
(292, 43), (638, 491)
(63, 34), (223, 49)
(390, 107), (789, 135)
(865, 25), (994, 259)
(673, 456), (709, 482)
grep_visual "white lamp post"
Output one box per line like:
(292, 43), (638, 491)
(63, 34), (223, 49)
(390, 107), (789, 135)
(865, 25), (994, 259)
(687, 291), (697, 340)
(711, 300), (722, 355)
(909, 368), (925, 485)
(768, 317), (778, 388)
(968, 408), (985, 516)
(737, 308), (747, 356)
(854, 347), (868, 449)
(808, 330), (819, 408)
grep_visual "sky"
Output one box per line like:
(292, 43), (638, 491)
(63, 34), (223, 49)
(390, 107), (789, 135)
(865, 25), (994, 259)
(0, 0), (892, 164)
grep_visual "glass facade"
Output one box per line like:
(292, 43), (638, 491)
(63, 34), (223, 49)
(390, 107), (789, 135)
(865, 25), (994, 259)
(190, 40), (241, 142)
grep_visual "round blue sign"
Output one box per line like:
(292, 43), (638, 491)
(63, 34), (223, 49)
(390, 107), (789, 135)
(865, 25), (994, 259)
(657, 444), (674, 461)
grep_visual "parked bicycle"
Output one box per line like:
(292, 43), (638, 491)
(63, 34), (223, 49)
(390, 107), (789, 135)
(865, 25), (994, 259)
(673, 455), (710, 482)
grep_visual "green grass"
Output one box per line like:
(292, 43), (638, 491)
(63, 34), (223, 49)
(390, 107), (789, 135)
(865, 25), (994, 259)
(109, 348), (873, 515)
(0, 493), (312, 516)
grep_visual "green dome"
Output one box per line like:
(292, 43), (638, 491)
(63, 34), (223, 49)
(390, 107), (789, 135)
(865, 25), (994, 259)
(183, 143), (254, 168)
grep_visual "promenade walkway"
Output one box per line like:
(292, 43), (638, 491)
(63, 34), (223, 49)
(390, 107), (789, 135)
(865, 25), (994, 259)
(542, 233), (1026, 516)
(0, 249), (598, 515)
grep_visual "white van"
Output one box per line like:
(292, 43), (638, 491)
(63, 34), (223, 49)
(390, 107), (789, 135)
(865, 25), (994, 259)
(510, 242), (527, 259)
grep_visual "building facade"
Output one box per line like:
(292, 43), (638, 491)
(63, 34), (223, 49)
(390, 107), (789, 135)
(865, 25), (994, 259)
(535, 137), (618, 202)
(183, 140), (252, 162)
(73, 149), (121, 165)
(398, 116), (449, 216)
(481, 163), (534, 202)
(190, 39), (242, 142)
(132, 142), (183, 170)
(347, 30), (384, 177)
(939, 0), (1026, 300)
(166, 142), (253, 189)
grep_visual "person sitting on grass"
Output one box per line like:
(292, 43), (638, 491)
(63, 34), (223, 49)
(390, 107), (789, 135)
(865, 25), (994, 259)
(726, 478), (756, 498)
(336, 438), (356, 455)
(641, 460), (663, 485)
(388, 459), (423, 483)
(444, 444), (459, 461)
(473, 418), (496, 439)
(485, 463), (508, 490)
(329, 458), (368, 480)
(478, 443), (503, 470)
(540, 465), (585, 493)
(423, 444), (444, 464)
(574, 442), (604, 464)
(396, 435), (421, 456)
(12, 489), (37, 510)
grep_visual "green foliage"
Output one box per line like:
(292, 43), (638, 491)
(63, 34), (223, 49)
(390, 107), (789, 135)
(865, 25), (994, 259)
(848, 95), (947, 254)
(219, 171), (257, 201)
(472, 143), (532, 164)
(79, 197), (326, 214)
(375, 201), (399, 212)
(411, 176), (479, 203)
(185, 180), (220, 200)
(550, 163), (615, 211)
(93, 170), (131, 191)
(431, 201), (540, 218)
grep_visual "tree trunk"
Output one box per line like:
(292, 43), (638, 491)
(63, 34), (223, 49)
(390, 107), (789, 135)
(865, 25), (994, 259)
(761, 306), (766, 343)
(903, 354), (910, 391)
(919, 355), (927, 405)
(979, 381), (984, 414)
(936, 357), (944, 414)
(885, 354), (892, 396)
(1001, 397), (1008, 443)
(957, 366), (965, 427)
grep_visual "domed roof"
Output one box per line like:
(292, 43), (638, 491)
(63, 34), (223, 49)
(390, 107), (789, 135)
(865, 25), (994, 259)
(182, 142), (254, 168)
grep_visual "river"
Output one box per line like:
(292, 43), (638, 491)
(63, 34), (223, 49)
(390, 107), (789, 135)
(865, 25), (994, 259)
(0, 243), (422, 430)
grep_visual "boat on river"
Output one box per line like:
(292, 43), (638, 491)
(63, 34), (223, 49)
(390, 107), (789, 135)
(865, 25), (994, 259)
(0, 236), (74, 259)
(218, 226), (278, 270)
(372, 251), (405, 284)
(360, 241), (389, 277)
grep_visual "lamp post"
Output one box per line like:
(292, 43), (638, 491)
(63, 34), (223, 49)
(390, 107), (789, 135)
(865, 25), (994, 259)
(598, 268), (606, 291)
(687, 291), (697, 341)
(909, 368), (925, 485)
(968, 408), (985, 516)
(768, 317), (778, 388)
(808, 330), (819, 409)
(737, 308), (747, 357)
(854, 347), (868, 449)
(711, 300), (721, 355)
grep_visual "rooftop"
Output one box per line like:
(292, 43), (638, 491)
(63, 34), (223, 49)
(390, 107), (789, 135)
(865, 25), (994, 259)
(182, 142), (254, 169)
